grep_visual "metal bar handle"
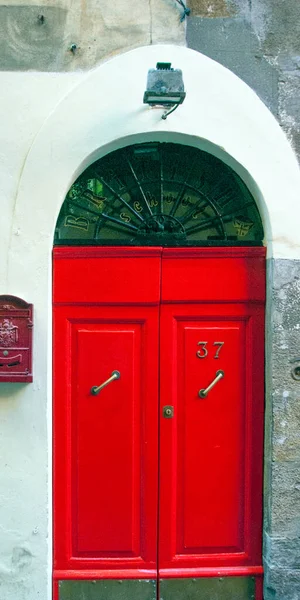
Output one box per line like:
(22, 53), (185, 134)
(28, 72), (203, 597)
(198, 369), (224, 398)
(90, 370), (121, 396)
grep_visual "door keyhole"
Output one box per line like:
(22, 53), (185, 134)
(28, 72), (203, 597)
(163, 406), (174, 418)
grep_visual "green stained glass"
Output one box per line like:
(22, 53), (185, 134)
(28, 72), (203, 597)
(54, 142), (264, 246)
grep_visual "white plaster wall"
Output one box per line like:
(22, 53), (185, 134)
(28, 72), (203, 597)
(0, 72), (82, 599)
(1, 45), (300, 599)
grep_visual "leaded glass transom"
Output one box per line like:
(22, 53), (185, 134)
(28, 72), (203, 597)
(54, 143), (264, 246)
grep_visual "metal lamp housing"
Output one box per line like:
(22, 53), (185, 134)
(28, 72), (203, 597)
(143, 62), (186, 107)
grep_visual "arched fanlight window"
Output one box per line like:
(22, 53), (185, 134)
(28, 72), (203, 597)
(54, 143), (264, 246)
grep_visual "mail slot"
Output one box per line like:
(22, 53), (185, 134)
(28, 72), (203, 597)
(0, 295), (33, 382)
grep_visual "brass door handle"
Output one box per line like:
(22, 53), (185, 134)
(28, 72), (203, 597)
(198, 370), (224, 398)
(90, 370), (121, 395)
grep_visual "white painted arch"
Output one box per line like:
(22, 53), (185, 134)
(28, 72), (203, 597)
(9, 44), (300, 282)
(5, 44), (300, 599)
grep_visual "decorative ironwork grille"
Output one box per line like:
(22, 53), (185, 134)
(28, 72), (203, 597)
(54, 143), (264, 246)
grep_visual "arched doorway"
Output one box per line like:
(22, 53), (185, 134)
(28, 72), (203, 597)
(53, 142), (265, 600)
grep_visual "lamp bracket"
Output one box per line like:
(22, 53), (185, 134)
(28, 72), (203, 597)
(162, 103), (181, 120)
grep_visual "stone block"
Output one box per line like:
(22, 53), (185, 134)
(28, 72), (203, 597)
(279, 73), (300, 125)
(250, 0), (300, 57)
(186, 17), (278, 114)
(271, 330), (300, 391)
(272, 391), (300, 462)
(264, 532), (300, 569)
(186, 0), (236, 18)
(279, 72), (300, 160)
(270, 259), (300, 390)
(269, 462), (300, 537)
(272, 258), (300, 301)
(0, 0), (185, 71)
(0, 5), (68, 71)
(264, 564), (300, 600)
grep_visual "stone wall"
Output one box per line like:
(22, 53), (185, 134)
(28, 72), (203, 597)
(0, 0), (185, 71)
(186, 0), (300, 161)
(262, 260), (300, 599)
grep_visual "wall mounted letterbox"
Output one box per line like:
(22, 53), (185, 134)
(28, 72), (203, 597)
(0, 295), (33, 382)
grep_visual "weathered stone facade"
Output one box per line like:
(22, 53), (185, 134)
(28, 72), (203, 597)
(187, 0), (300, 162)
(263, 260), (300, 599)
(0, 0), (185, 71)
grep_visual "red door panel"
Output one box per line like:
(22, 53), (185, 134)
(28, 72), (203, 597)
(53, 247), (162, 305)
(159, 301), (264, 576)
(161, 248), (265, 303)
(180, 321), (246, 553)
(53, 305), (159, 578)
(76, 324), (142, 554)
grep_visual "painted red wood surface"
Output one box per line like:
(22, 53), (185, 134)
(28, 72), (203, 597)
(53, 251), (160, 577)
(52, 580), (58, 600)
(256, 575), (264, 600)
(53, 246), (265, 589)
(161, 248), (265, 303)
(159, 249), (265, 577)
(158, 303), (265, 574)
(53, 247), (161, 305)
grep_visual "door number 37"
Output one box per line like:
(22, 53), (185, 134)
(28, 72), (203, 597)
(196, 341), (224, 359)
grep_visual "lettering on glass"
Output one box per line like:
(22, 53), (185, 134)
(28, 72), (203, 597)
(164, 194), (176, 204)
(120, 212), (131, 223)
(64, 215), (89, 231)
(233, 216), (254, 237)
(182, 196), (193, 207)
(83, 190), (106, 211)
(196, 341), (224, 359)
(134, 201), (143, 213)
(146, 191), (158, 208)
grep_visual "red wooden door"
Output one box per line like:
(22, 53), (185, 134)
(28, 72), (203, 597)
(159, 249), (265, 581)
(53, 248), (161, 579)
(53, 247), (265, 600)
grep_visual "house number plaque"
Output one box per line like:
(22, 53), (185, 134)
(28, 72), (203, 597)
(196, 341), (224, 359)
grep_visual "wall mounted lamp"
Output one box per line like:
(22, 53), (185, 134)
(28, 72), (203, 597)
(143, 62), (186, 120)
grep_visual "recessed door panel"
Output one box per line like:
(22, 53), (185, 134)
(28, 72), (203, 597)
(159, 577), (256, 600)
(53, 304), (159, 576)
(159, 302), (264, 574)
(181, 321), (245, 552)
(58, 579), (157, 600)
(75, 324), (141, 554)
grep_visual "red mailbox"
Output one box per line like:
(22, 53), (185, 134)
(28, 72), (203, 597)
(0, 295), (33, 382)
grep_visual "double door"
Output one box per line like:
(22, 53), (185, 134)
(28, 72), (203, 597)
(53, 247), (265, 600)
